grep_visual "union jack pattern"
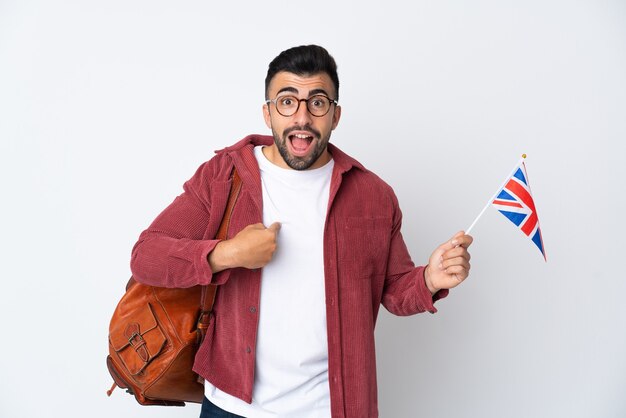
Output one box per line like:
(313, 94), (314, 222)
(492, 162), (546, 260)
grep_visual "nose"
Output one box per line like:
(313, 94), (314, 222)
(291, 99), (313, 125)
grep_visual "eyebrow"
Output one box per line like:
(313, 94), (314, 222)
(308, 88), (331, 97)
(276, 87), (299, 96)
(275, 87), (331, 98)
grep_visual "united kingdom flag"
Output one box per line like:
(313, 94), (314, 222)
(492, 162), (546, 260)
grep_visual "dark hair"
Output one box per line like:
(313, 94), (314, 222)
(265, 45), (339, 101)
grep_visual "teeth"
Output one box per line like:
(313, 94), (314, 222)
(294, 134), (312, 139)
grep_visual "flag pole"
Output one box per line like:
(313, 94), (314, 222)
(465, 154), (526, 234)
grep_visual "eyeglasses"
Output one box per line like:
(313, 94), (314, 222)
(266, 94), (337, 117)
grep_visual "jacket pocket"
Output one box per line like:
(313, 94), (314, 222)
(337, 216), (392, 280)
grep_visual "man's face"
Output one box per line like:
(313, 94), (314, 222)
(263, 71), (341, 170)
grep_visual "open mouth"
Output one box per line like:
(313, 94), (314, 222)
(288, 132), (315, 156)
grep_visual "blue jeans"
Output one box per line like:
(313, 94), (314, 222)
(200, 397), (245, 418)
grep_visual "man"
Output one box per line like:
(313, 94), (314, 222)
(131, 45), (472, 418)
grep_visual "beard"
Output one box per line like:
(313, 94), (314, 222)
(272, 124), (331, 170)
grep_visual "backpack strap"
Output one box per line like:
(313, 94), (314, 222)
(196, 167), (242, 343)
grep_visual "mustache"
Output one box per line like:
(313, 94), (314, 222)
(283, 125), (321, 139)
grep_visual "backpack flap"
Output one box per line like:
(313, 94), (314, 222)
(109, 303), (167, 375)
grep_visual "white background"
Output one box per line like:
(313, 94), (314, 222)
(1, 1), (625, 417)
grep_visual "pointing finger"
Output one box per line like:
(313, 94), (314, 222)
(267, 222), (281, 234)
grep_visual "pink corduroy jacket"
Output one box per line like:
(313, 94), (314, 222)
(130, 134), (447, 417)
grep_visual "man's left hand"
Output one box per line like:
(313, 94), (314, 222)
(424, 231), (473, 294)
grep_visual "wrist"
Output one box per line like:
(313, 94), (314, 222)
(424, 265), (438, 295)
(208, 240), (234, 273)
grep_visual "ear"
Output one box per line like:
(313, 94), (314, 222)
(263, 103), (272, 129)
(331, 105), (342, 130)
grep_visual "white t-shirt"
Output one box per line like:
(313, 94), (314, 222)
(205, 146), (334, 417)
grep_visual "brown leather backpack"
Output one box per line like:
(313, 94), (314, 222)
(106, 169), (241, 406)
